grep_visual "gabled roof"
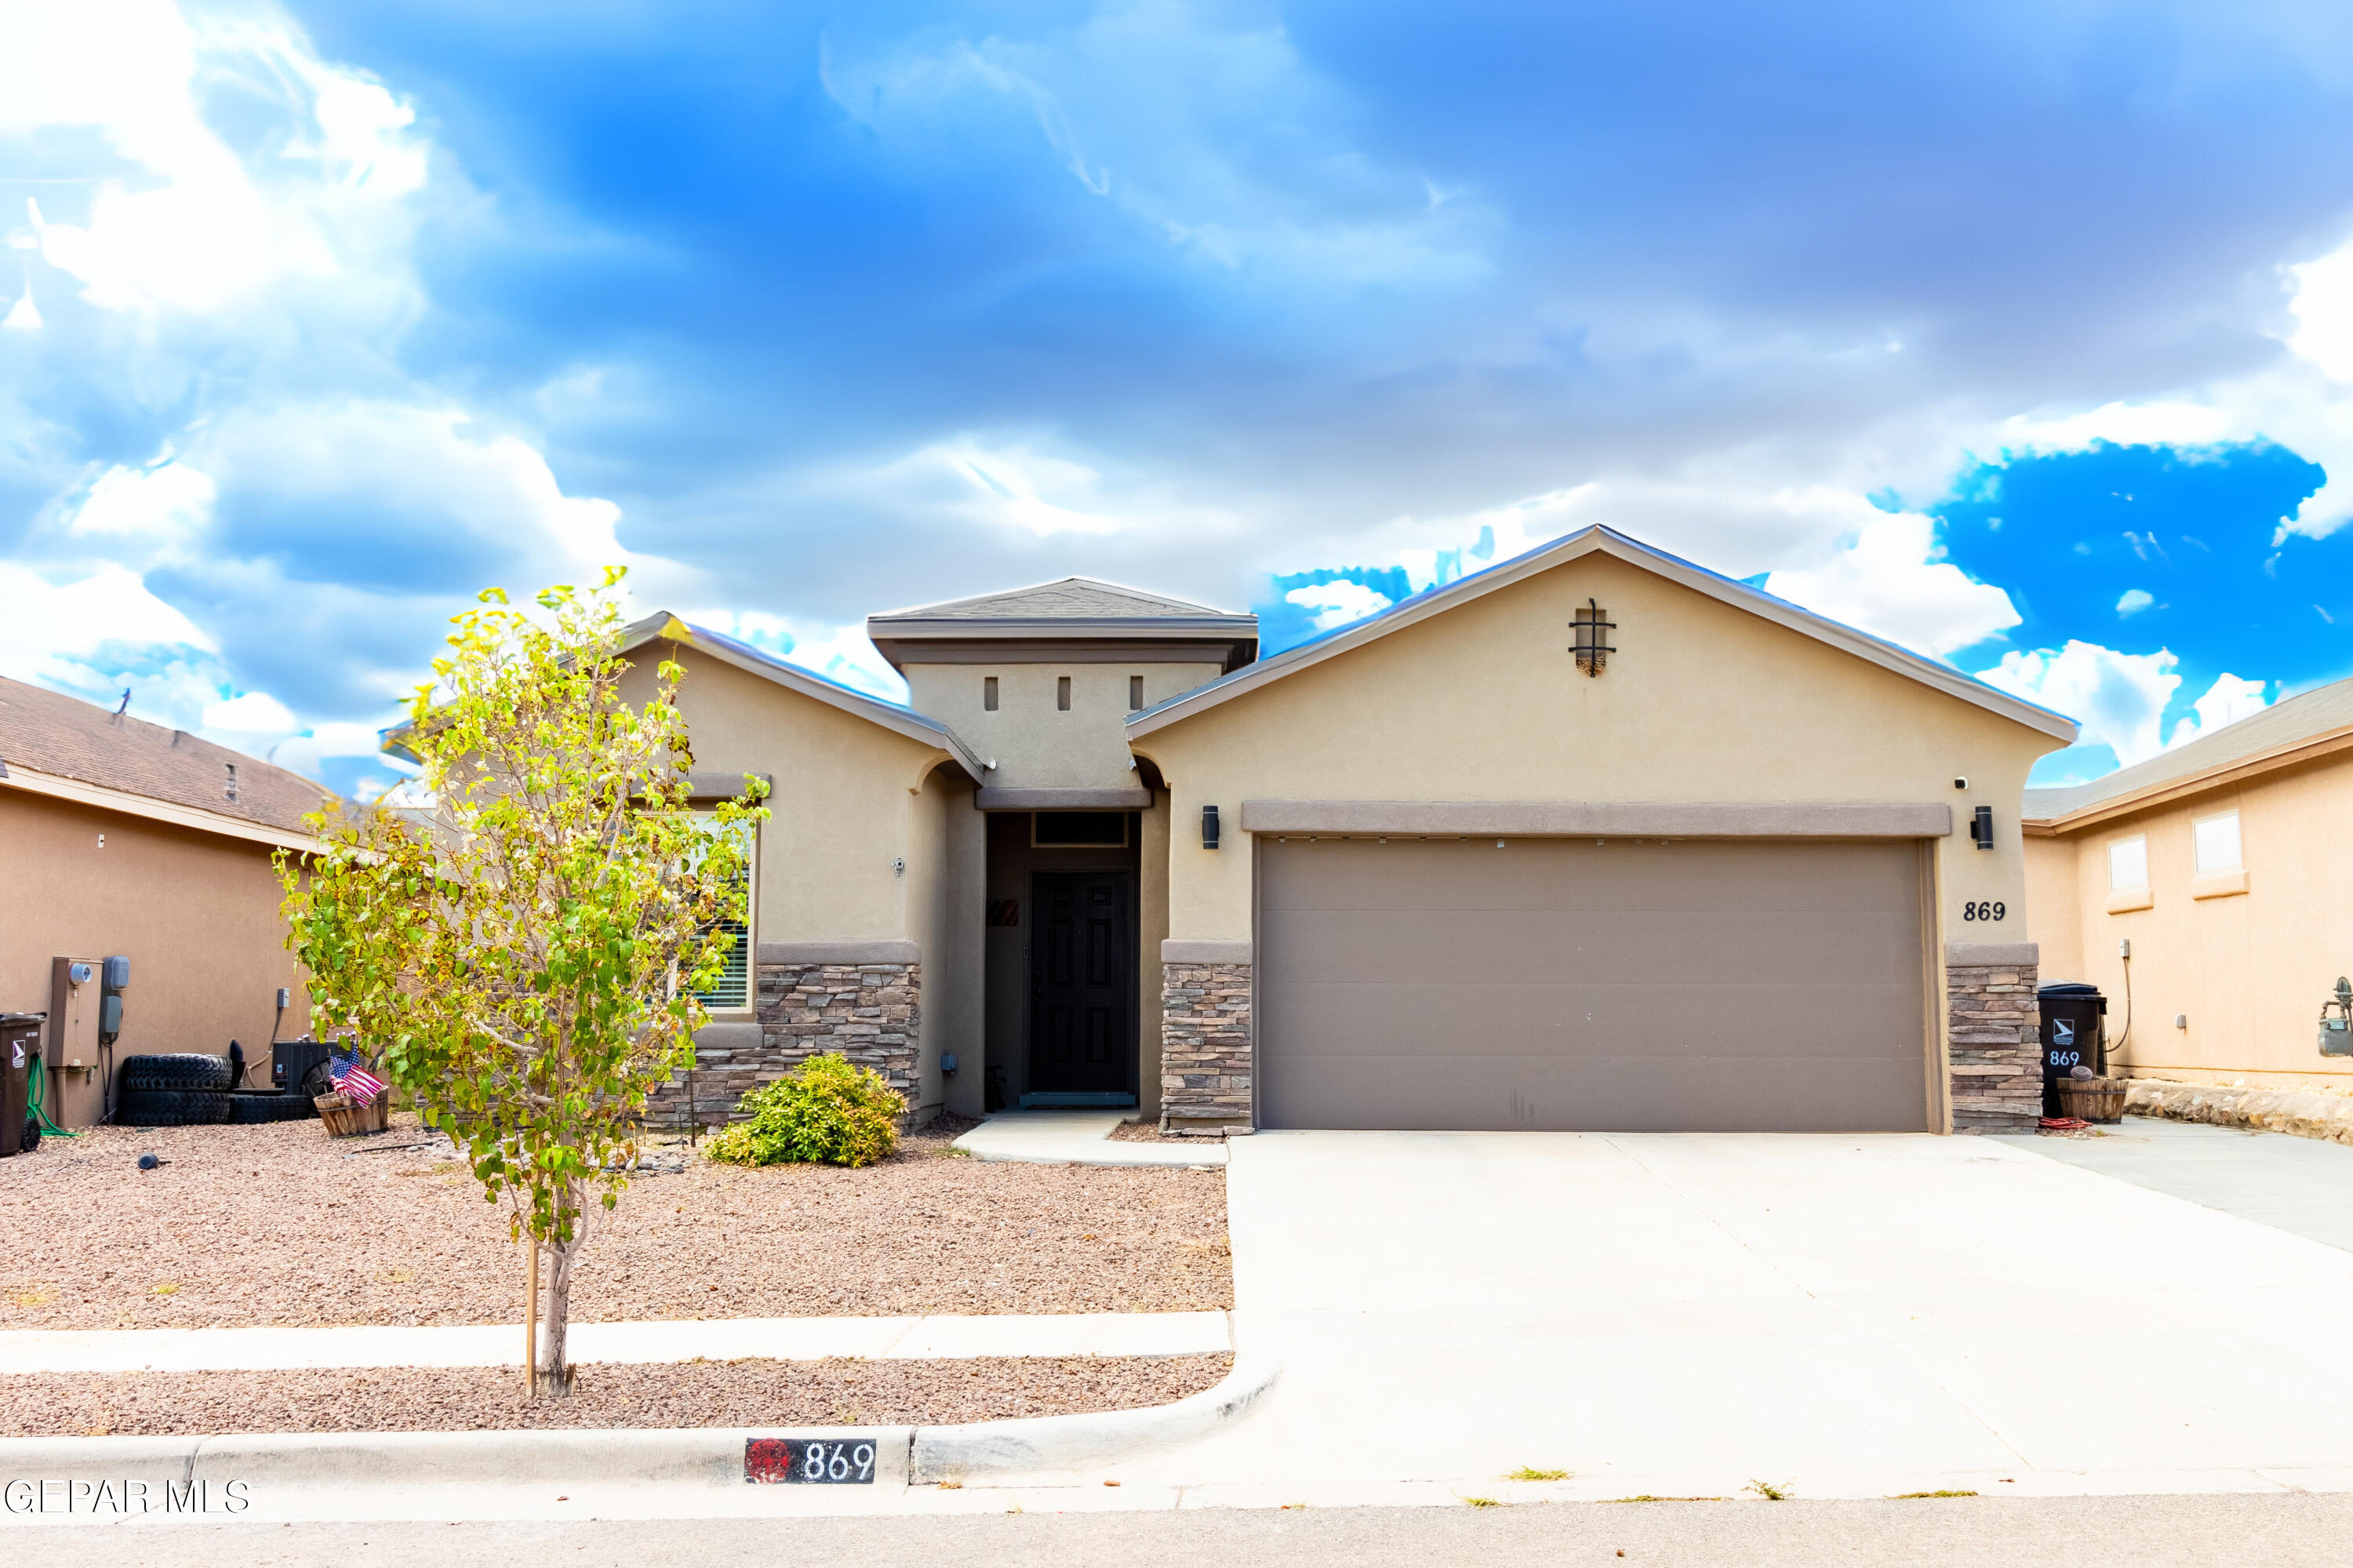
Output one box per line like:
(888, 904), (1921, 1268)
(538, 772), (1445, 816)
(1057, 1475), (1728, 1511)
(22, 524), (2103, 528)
(0, 675), (338, 846)
(1126, 525), (2080, 744)
(866, 576), (1259, 673)
(2024, 672), (2353, 831)
(616, 615), (987, 778)
(873, 577), (1246, 624)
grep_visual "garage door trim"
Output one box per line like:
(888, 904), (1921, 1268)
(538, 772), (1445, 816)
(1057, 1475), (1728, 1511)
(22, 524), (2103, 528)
(1238, 799), (1952, 839)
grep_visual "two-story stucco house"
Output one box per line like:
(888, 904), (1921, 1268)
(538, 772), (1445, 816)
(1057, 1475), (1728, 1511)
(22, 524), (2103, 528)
(602, 526), (2078, 1136)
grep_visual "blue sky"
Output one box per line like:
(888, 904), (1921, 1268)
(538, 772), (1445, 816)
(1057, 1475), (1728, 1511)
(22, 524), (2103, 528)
(7, 2), (2353, 796)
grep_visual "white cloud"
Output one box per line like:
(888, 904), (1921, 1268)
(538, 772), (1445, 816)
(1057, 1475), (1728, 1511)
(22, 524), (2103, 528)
(1981, 225), (2353, 543)
(875, 438), (1135, 538)
(2287, 239), (2353, 384)
(2, 277), (37, 332)
(0, 561), (216, 672)
(202, 690), (297, 733)
(269, 721), (411, 782)
(70, 459), (216, 540)
(820, 9), (1492, 292)
(1975, 642), (2182, 765)
(2169, 671), (2269, 746)
(684, 608), (907, 703)
(2116, 588), (2154, 617)
(195, 402), (636, 573)
(1758, 510), (2020, 657)
(4, 2), (427, 320)
(1285, 579), (1394, 631)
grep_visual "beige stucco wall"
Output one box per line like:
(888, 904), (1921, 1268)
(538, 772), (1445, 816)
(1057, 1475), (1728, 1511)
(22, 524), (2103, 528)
(904, 661), (1223, 791)
(909, 765), (986, 1117)
(1135, 553), (2061, 946)
(624, 646), (954, 945)
(2026, 753), (2353, 1088)
(0, 789), (313, 1101)
(1137, 791), (1169, 1119)
(2021, 833), (2084, 981)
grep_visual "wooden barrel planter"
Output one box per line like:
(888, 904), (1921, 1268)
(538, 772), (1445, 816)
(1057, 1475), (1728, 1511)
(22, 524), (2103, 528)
(2056, 1077), (2127, 1125)
(315, 1091), (390, 1137)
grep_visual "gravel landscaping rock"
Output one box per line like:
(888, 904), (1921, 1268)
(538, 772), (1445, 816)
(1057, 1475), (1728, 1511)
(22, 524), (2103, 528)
(0, 1353), (1235, 1437)
(1110, 1121), (1228, 1144)
(2, 1115), (1230, 1330)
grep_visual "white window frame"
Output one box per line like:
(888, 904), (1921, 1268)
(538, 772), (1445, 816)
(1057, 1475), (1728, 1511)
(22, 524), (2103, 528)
(2108, 835), (2149, 893)
(689, 813), (758, 1016)
(2192, 809), (2243, 875)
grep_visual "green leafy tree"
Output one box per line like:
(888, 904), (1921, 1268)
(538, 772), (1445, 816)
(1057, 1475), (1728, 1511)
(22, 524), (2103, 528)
(279, 569), (766, 1395)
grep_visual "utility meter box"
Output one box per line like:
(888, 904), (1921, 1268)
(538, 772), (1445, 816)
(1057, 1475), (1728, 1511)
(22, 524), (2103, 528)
(45, 957), (107, 1130)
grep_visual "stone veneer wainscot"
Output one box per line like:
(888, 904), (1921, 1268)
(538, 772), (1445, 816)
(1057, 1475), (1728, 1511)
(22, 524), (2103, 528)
(1159, 957), (1253, 1134)
(1945, 942), (2041, 1133)
(647, 944), (922, 1130)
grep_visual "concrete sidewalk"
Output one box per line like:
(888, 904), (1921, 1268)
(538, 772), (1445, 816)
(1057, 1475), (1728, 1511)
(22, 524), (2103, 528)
(951, 1111), (1228, 1167)
(0, 1310), (1233, 1373)
(1995, 1115), (2353, 1252)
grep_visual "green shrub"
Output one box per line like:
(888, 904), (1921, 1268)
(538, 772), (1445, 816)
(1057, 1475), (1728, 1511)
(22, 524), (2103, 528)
(704, 1053), (904, 1167)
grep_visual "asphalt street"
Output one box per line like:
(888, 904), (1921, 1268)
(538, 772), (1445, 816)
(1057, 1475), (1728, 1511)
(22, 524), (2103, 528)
(15, 1493), (2353, 1566)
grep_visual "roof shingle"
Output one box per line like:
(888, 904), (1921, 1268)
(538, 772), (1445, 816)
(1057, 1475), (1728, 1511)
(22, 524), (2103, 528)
(0, 678), (339, 838)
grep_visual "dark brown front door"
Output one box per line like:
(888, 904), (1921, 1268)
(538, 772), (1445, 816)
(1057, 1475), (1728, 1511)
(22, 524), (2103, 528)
(1028, 871), (1135, 1097)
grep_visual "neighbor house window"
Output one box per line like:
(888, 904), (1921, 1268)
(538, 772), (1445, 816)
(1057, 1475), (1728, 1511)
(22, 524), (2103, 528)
(1056, 675), (1072, 711)
(1129, 675), (1144, 711)
(984, 675), (998, 711)
(2108, 835), (2148, 892)
(2193, 809), (2242, 875)
(689, 814), (756, 1012)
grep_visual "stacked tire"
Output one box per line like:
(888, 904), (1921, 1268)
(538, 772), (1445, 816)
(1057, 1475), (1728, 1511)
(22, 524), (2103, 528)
(117, 1053), (234, 1127)
(227, 1091), (316, 1124)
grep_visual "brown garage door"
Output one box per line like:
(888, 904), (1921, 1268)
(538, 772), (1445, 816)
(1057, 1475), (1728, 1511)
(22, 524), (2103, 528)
(1257, 836), (1930, 1132)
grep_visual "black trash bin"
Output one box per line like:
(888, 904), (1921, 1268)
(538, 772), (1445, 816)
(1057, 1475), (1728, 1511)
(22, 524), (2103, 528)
(2037, 982), (2109, 1118)
(0, 1012), (45, 1156)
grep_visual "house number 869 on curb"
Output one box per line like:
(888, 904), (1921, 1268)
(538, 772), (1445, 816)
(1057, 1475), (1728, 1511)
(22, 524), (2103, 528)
(1960, 901), (2006, 922)
(744, 1438), (876, 1484)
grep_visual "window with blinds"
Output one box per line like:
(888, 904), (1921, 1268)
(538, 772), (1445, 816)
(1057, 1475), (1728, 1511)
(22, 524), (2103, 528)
(697, 919), (751, 1010)
(689, 814), (756, 1012)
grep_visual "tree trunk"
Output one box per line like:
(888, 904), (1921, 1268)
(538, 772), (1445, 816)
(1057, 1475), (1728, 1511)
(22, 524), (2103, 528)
(537, 1199), (583, 1399)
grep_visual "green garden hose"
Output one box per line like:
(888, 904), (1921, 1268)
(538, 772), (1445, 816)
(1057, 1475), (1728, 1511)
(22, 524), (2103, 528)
(26, 1057), (75, 1137)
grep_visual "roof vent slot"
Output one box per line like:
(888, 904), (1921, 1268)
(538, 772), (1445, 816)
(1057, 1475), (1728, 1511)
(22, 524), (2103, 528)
(224, 762), (238, 802)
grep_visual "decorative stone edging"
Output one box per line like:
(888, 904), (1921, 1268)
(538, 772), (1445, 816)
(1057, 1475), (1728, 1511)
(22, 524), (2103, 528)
(2126, 1078), (2353, 1147)
(1160, 960), (1252, 1134)
(647, 960), (921, 1129)
(1946, 959), (2041, 1133)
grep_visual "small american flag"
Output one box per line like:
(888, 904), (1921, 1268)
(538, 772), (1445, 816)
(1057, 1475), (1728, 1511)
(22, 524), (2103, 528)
(329, 1047), (385, 1106)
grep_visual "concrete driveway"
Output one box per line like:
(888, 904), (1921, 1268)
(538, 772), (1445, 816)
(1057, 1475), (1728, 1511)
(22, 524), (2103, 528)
(1115, 1130), (2353, 1504)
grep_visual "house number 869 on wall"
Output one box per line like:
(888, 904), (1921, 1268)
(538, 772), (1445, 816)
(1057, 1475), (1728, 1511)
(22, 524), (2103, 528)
(1959, 901), (2006, 922)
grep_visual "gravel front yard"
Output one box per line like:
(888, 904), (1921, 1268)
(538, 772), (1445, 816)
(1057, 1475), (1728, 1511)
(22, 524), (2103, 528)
(0, 1354), (1235, 1437)
(2, 1115), (1230, 1330)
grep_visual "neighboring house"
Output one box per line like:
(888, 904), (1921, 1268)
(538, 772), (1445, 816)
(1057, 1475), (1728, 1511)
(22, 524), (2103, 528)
(584, 525), (2078, 1136)
(2024, 676), (2353, 1090)
(0, 678), (329, 1125)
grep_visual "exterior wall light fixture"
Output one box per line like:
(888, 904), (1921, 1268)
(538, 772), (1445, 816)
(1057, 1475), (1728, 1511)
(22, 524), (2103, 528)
(1572, 599), (1616, 677)
(1969, 805), (1995, 849)
(1202, 804), (1220, 849)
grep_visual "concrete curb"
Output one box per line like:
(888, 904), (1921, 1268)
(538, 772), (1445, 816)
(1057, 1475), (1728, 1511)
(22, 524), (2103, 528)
(2127, 1078), (2353, 1146)
(0, 1355), (1278, 1508)
(911, 1350), (1278, 1483)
